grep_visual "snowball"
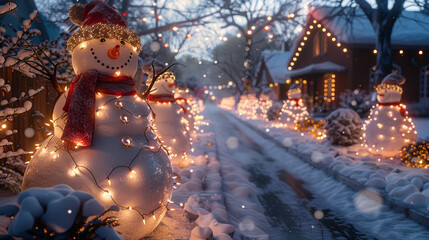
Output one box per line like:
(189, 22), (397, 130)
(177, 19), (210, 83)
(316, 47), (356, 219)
(0, 78), (4, 87)
(82, 199), (105, 217)
(41, 195), (80, 233)
(354, 189), (383, 215)
(226, 136), (239, 150)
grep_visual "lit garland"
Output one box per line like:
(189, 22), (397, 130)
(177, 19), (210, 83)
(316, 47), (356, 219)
(375, 84), (403, 94)
(295, 118), (326, 140)
(400, 140), (429, 168)
(288, 19), (347, 71)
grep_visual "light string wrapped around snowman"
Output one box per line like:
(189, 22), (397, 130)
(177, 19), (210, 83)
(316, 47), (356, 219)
(279, 83), (309, 129)
(362, 73), (417, 158)
(23, 1), (175, 238)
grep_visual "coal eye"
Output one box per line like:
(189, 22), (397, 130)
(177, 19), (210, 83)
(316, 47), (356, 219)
(120, 41), (125, 45)
(100, 38), (106, 43)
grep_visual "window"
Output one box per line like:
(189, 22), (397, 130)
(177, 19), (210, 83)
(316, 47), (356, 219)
(420, 65), (429, 103)
(313, 31), (327, 56)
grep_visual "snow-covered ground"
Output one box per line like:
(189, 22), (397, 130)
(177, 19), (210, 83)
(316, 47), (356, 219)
(209, 105), (429, 239)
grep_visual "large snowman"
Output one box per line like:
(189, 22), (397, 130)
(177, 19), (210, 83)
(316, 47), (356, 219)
(279, 83), (309, 129)
(22, 1), (173, 239)
(363, 73), (417, 157)
(147, 71), (191, 165)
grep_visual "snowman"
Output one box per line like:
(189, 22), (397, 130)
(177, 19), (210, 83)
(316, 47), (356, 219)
(258, 87), (275, 122)
(147, 71), (191, 165)
(22, 1), (173, 239)
(279, 83), (309, 129)
(174, 87), (196, 135)
(363, 73), (417, 157)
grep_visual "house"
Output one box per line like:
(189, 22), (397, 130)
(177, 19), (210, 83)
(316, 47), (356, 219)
(285, 7), (429, 112)
(254, 50), (290, 100)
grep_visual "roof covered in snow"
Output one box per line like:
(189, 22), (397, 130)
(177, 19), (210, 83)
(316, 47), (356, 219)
(288, 61), (347, 78)
(260, 50), (290, 83)
(311, 7), (429, 47)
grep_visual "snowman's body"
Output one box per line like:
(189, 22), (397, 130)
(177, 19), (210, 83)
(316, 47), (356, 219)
(23, 37), (173, 239)
(363, 85), (417, 157)
(148, 75), (191, 165)
(279, 90), (308, 129)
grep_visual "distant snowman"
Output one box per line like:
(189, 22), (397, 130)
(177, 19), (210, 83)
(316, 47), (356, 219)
(174, 87), (195, 135)
(279, 83), (309, 129)
(22, 1), (173, 239)
(363, 73), (417, 157)
(147, 71), (191, 165)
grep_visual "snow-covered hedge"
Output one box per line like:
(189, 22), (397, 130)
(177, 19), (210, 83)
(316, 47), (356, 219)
(325, 108), (362, 146)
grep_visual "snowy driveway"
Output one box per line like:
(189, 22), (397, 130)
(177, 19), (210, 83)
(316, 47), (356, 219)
(207, 105), (429, 240)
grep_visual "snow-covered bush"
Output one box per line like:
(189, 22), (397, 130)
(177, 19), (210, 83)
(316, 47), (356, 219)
(325, 108), (362, 146)
(0, 185), (123, 240)
(339, 89), (373, 118)
(267, 101), (282, 121)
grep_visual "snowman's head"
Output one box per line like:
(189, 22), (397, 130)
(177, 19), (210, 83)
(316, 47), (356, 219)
(376, 73), (405, 104)
(71, 38), (138, 77)
(148, 71), (176, 96)
(376, 84), (403, 103)
(67, 1), (141, 77)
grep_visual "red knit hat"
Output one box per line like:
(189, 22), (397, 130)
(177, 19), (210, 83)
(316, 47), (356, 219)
(67, 0), (141, 53)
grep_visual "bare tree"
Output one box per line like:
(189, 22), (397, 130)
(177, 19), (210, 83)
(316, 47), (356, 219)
(321, 0), (427, 86)
(206, 0), (301, 93)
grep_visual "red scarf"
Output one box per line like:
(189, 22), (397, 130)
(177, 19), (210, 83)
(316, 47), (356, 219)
(378, 102), (405, 116)
(148, 94), (187, 114)
(290, 99), (300, 106)
(62, 71), (137, 147)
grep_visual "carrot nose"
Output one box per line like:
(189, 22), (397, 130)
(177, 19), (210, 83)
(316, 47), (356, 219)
(168, 82), (176, 88)
(108, 45), (120, 59)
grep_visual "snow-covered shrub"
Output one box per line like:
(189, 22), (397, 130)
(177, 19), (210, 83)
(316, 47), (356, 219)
(400, 139), (429, 168)
(339, 89), (373, 117)
(325, 108), (362, 146)
(0, 185), (123, 240)
(267, 101), (282, 121)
